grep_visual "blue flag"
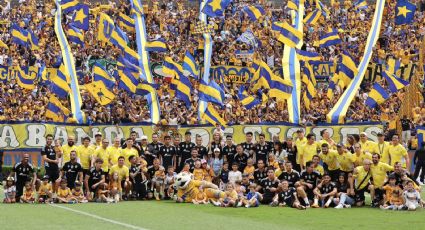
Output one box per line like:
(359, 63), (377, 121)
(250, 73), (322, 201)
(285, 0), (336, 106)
(202, 0), (232, 17)
(236, 29), (259, 49)
(395, 0), (416, 25)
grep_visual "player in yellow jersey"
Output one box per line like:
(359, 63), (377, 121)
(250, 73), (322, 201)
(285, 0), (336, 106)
(372, 133), (390, 164)
(358, 132), (377, 154)
(299, 134), (318, 170)
(386, 135), (409, 168)
(370, 153), (394, 206)
(335, 144), (355, 195)
(77, 137), (95, 177)
(294, 130), (307, 170)
(61, 136), (77, 166)
(122, 138), (139, 167)
(108, 137), (123, 167)
(109, 156), (131, 200)
(353, 143), (372, 167)
(318, 129), (336, 150)
(353, 159), (375, 207)
(312, 155), (324, 175)
(319, 143), (340, 180)
(94, 138), (111, 175)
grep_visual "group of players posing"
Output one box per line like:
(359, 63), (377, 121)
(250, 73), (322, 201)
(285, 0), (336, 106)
(3, 129), (423, 210)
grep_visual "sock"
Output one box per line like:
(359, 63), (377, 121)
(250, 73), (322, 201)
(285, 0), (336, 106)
(303, 198), (309, 205)
(325, 198), (332, 207)
(313, 198), (318, 205)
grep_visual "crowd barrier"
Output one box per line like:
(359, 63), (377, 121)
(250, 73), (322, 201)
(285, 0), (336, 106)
(0, 121), (382, 167)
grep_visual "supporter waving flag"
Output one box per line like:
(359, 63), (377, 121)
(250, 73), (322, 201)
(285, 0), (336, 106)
(174, 75), (193, 109)
(92, 62), (115, 89)
(66, 26), (84, 47)
(49, 65), (72, 99)
(303, 9), (322, 25)
(365, 83), (390, 108)
(318, 30), (342, 48)
(60, 0), (80, 14)
(10, 24), (28, 47)
(271, 21), (303, 48)
(85, 81), (115, 106)
(183, 51), (199, 79)
(69, 4), (89, 31)
(202, 0), (232, 17)
(243, 5), (266, 22)
(145, 38), (168, 52)
(395, 0), (416, 25)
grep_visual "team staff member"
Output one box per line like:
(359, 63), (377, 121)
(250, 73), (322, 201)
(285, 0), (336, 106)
(358, 132), (377, 154)
(109, 156), (131, 199)
(147, 133), (163, 165)
(299, 161), (321, 205)
(10, 153), (37, 201)
(42, 134), (60, 189)
(370, 153), (393, 206)
(58, 150), (83, 189)
(299, 134), (318, 170)
(294, 129), (307, 171)
(122, 138), (138, 167)
(94, 139), (111, 175)
(234, 144), (249, 172)
(257, 168), (279, 205)
(108, 137), (123, 167)
(386, 135), (409, 169)
(84, 158), (105, 200)
(78, 137), (95, 177)
(61, 136), (77, 166)
(353, 159), (375, 207)
(319, 143), (340, 181)
(92, 132), (103, 149)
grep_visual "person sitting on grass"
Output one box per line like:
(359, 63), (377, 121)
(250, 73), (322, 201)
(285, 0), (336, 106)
(152, 166), (166, 201)
(21, 181), (35, 203)
(57, 179), (77, 204)
(312, 173), (337, 208)
(403, 181), (422, 211)
(109, 172), (122, 202)
(192, 186), (209, 205)
(193, 160), (204, 181)
(334, 173), (355, 209)
(38, 175), (53, 203)
(380, 175), (402, 209)
(241, 183), (262, 208)
(85, 158), (105, 201)
(380, 188), (404, 210)
(272, 180), (306, 210)
(218, 183), (238, 207)
(97, 182), (114, 203)
(72, 181), (87, 203)
(165, 166), (177, 199)
(3, 177), (16, 203)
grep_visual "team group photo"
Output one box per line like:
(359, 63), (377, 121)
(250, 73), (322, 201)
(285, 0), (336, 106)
(0, 0), (425, 229)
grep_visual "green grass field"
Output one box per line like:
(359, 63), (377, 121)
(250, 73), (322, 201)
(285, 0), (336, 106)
(1, 188), (424, 230)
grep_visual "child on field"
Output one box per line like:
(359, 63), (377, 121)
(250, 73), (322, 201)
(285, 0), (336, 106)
(228, 163), (242, 185)
(218, 183), (239, 207)
(3, 177), (16, 203)
(165, 166), (176, 199)
(380, 176), (402, 209)
(242, 183), (262, 208)
(72, 182), (88, 203)
(98, 183), (113, 203)
(57, 179), (76, 203)
(38, 176), (52, 203)
(403, 181), (422, 211)
(202, 160), (215, 182)
(153, 166), (166, 201)
(109, 172), (122, 202)
(192, 186), (209, 205)
(193, 160), (204, 181)
(219, 162), (229, 190)
(21, 181), (35, 203)
(243, 159), (255, 181)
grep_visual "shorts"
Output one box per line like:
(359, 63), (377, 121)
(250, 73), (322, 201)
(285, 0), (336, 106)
(15, 182), (25, 199)
(261, 196), (274, 205)
(45, 168), (59, 183)
(374, 188), (384, 202)
(355, 184), (371, 203)
(103, 171), (109, 183)
(39, 195), (49, 201)
(328, 169), (341, 182)
(305, 187), (315, 200)
(281, 197), (295, 207)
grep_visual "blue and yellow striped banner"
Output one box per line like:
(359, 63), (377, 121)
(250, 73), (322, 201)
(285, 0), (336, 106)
(131, 0), (160, 124)
(54, 0), (84, 123)
(327, 0), (386, 123)
(282, 2), (304, 124)
(198, 0), (214, 121)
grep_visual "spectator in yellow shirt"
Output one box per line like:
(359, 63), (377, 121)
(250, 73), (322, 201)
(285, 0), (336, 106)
(299, 134), (318, 170)
(386, 135), (409, 169)
(94, 139), (111, 173)
(77, 137), (95, 175)
(359, 132), (377, 154)
(61, 136), (77, 166)
(108, 137), (123, 167)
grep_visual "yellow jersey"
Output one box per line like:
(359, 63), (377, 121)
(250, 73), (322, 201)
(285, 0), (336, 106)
(353, 152), (372, 167)
(359, 140), (377, 153)
(313, 164), (324, 175)
(109, 164), (129, 181)
(57, 187), (72, 198)
(386, 144), (408, 168)
(94, 147), (110, 172)
(336, 152), (355, 172)
(300, 142), (317, 166)
(61, 144), (78, 163)
(176, 180), (203, 203)
(122, 148), (138, 167)
(370, 162), (394, 188)
(372, 141), (390, 163)
(107, 145), (123, 166)
(353, 166), (371, 190)
(193, 168), (204, 181)
(243, 165), (255, 179)
(318, 139), (336, 150)
(38, 183), (52, 196)
(77, 145), (94, 169)
(319, 150), (339, 171)
(295, 137), (307, 164)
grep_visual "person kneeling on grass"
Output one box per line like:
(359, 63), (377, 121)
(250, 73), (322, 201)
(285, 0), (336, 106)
(38, 175), (53, 203)
(57, 179), (77, 204)
(72, 182), (88, 203)
(403, 181), (422, 211)
(312, 173), (337, 208)
(272, 180), (306, 210)
(3, 177), (16, 203)
(21, 181), (35, 203)
(241, 183), (262, 208)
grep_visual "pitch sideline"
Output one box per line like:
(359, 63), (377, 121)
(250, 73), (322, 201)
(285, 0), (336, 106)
(49, 204), (149, 230)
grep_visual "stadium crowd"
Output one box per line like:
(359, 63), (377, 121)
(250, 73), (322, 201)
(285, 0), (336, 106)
(3, 130), (425, 211)
(0, 0), (423, 134)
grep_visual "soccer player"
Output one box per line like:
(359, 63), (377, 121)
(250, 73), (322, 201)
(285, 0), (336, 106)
(194, 135), (208, 161)
(94, 139), (111, 175)
(257, 168), (279, 205)
(353, 159), (375, 207)
(278, 162), (300, 188)
(41, 134), (60, 191)
(179, 133), (196, 168)
(184, 148), (200, 172)
(77, 137), (95, 178)
(109, 156), (131, 200)
(312, 155), (324, 175)
(92, 132), (103, 149)
(318, 129), (336, 149)
(253, 160), (268, 184)
(222, 135), (237, 165)
(10, 153), (37, 202)
(158, 135), (177, 170)
(294, 129), (307, 171)
(84, 158), (105, 201)
(241, 132), (255, 158)
(319, 143), (340, 180)
(61, 136), (78, 167)
(234, 144), (249, 172)
(123, 131), (142, 156)
(299, 134), (318, 170)
(108, 137), (123, 167)
(58, 150), (83, 190)
(386, 135), (409, 169)
(122, 138), (138, 167)
(129, 155), (149, 200)
(254, 133), (271, 164)
(273, 180), (305, 209)
(299, 161), (321, 206)
(282, 137), (296, 166)
(147, 133), (163, 163)
(353, 143), (372, 167)
(370, 153), (394, 206)
(312, 173), (337, 208)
